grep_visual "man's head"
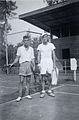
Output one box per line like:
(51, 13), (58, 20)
(42, 34), (49, 44)
(22, 35), (30, 48)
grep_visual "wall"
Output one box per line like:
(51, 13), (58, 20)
(51, 35), (79, 70)
(52, 35), (79, 59)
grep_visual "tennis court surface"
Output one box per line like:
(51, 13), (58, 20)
(0, 74), (79, 120)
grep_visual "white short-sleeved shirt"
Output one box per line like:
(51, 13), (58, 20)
(37, 42), (55, 60)
(16, 45), (34, 64)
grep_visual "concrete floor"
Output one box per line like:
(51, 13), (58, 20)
(0, 84), (79, 120)
(0, 74), (79, 120)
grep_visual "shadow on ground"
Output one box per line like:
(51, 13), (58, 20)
(0, 83), (42, 104)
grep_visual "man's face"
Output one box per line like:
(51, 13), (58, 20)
(42, 35), (48, 44)
(23, 38), (30, 47)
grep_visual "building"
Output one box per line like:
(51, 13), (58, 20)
(19, 0), (79, 69)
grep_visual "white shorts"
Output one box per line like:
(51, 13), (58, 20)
(40, 59), (53, 75)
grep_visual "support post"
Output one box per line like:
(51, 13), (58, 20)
(49, 28), (52, 43)
(5, 19), (8, 74)
(73, 70), (76, 82)
(64, 60), (67, 74)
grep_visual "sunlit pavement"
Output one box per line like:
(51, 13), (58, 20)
(0, 74), (79, 120)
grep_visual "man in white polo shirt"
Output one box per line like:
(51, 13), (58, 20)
(37, 33), (56, 98)
(10, 35), (35, 101)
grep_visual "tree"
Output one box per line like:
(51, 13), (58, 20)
(44, 0), (65, 6)
(8, 45), (16, 63)
(0, 0), (17, 20)
(0, 0), (17, 73)
(46, 0), (53, 6)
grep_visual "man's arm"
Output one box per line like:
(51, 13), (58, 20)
(31, 58), (35, 71)
(31, 48), (35, 71)
(38, 50), (41, 64)
(10, 56), (20, 67)
(52, 50), (56, 69)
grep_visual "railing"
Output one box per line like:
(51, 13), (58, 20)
(56, 58), (79, 73)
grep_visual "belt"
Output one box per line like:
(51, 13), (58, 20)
(21, 61), (30, 64)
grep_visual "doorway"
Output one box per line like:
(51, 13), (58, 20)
(62, 48), (70, 70)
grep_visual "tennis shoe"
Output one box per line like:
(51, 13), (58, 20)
(48, 92), (55, 97)
(40, 93), (45, 98)
(26, 95), (32, 99)
(16, 97), (22, 102)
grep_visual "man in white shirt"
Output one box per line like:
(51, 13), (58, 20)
(37, 33), (56, 98)
(10, 35), (35, 101)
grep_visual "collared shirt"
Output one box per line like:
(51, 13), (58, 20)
(37, 42), (55, 60)
(16, 45), (34, 64)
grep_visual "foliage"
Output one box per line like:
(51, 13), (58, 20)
(0, 44), (6, 66)
(0, 0), (17, 20)
(45, 0), (65, 6)
(46, 0), (53, 6)
(0, 44), (17, 66)
(8, 44), (16, 63)
(0, 0), (17, 67)
(0, 0), (17, 32)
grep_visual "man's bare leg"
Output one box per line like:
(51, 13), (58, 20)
(40, 75), (46, 98)
(16, 76), (24, 102)
(25, 75), (32, 99)
(47, 74), (55, 97)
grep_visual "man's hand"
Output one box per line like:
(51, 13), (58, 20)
(9, 56), (19, 68)
(38, 63), (41, 71)
(30, 62), (35, 72)
(9, 63), (14, 68)
(53, 65), (56, 71)
(32, 65), (35, 72)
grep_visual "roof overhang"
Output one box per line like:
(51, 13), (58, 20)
(19, 0), (79, 37)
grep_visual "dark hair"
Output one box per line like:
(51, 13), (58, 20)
(42, 34), (49, 38)
(23, 35), (29, 39)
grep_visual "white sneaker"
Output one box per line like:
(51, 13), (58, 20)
(47, 90), (55, 97)
(40, 93), (45, 98)
(48, 92), (55, 97)
(16, 97), (22, 102)
(26, 95), (32, 99)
